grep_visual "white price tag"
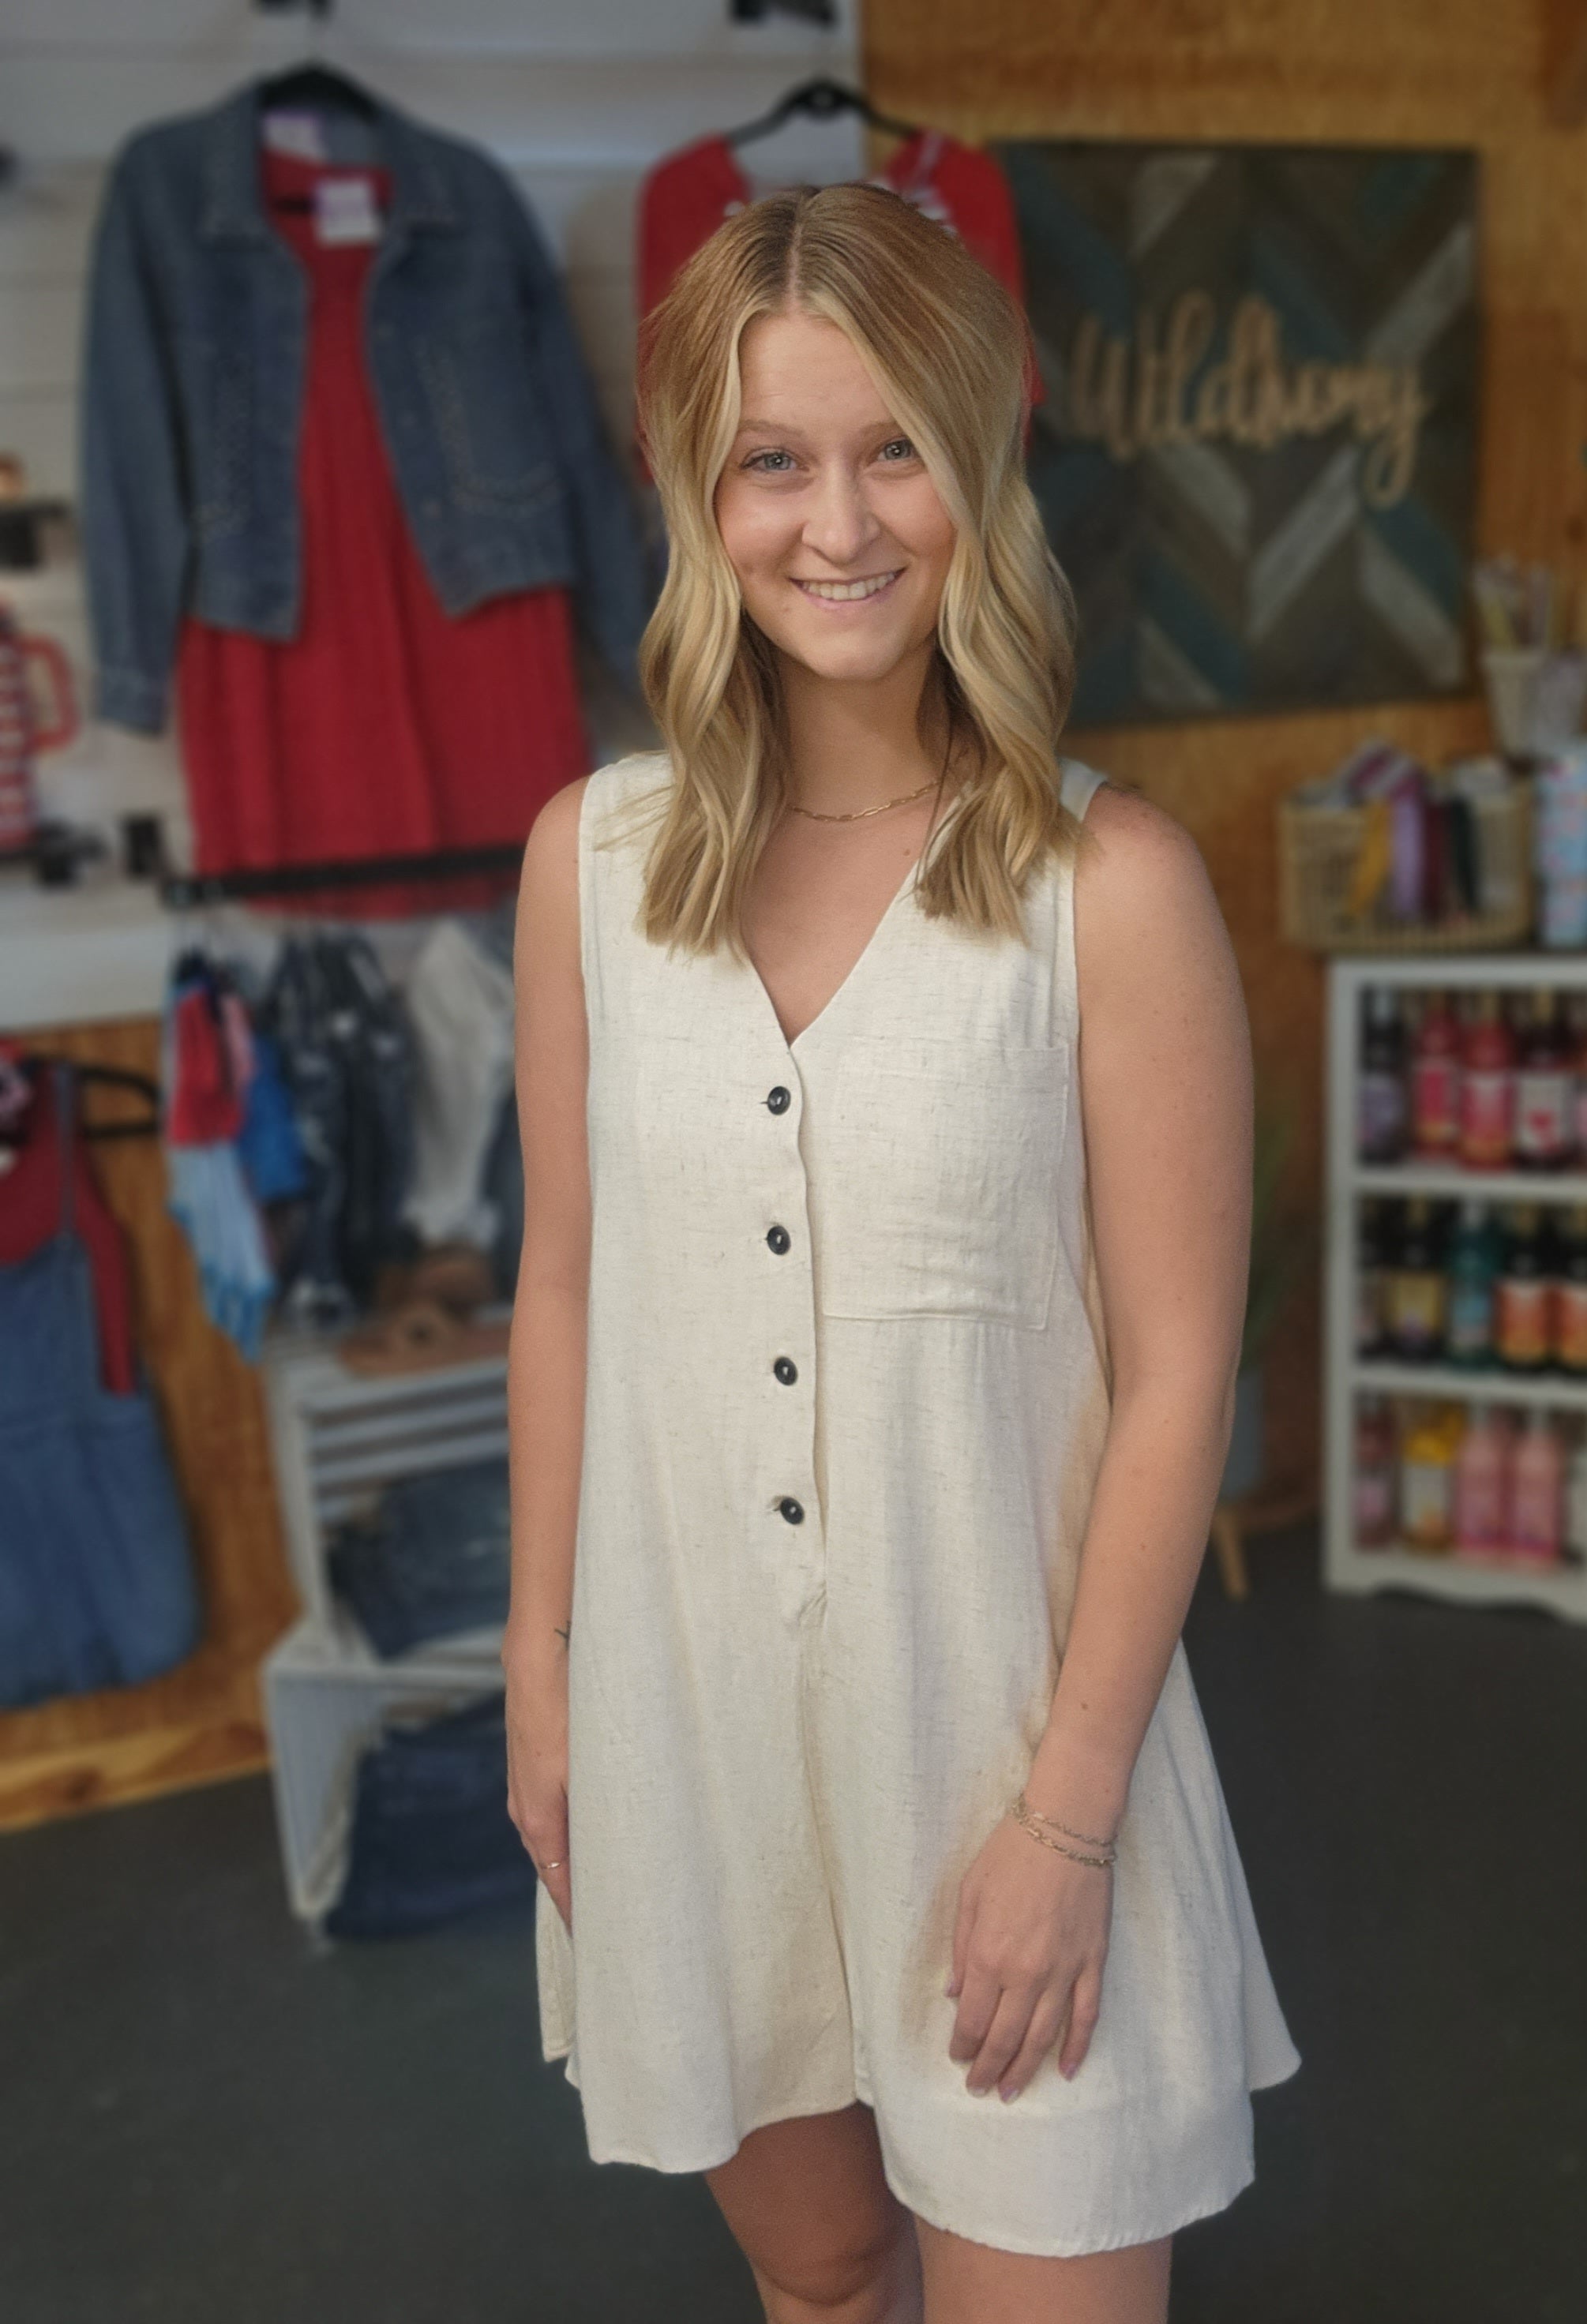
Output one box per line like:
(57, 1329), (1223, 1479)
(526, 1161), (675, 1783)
(313, 175), (382, 246)
(262, 109), (328, 164)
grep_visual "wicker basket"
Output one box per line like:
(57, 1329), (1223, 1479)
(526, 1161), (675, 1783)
(1278, 779), (1533, 954)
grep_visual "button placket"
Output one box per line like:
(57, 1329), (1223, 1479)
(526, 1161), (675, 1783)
(759, 1066), (820, 1565)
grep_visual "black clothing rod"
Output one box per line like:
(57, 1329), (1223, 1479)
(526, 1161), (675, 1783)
(160, 840), (526, 909)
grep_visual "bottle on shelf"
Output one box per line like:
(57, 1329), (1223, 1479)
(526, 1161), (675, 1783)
(1399, 1399), (1457, 1551)
(1358, 985), (1409, 1164)
(1567, 991), (1587, 1168)
(1506, 1408), (1565, 1566)
(1552, 1203), (1587, 1378)
(1458, 990), (1516, 1171)
(1384, 1196), (1446, 1362)
(1444, 1198), (1499, 1369)
(1451, 1401), (1512, 1560)
(1354, 1197), (1391, 1359)
(1353, 1392), (1398, 1548)
(1495, 1201), (1553, 1374)
(1564, 1428), (1587, 1568)
(1409, 988), (1463, 1164)
(1514, 988), (1574, 1171)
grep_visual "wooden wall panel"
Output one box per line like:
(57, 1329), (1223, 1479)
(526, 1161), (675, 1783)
(865, 0), (1587, 1516)
(0, 1020), (297, 1830)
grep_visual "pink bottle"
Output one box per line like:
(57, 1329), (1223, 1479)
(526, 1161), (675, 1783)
(1452, 1403), (1510, 1560)
(1506, 1408), (1565, 1565)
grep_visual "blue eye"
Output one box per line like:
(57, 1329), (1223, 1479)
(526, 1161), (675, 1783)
(880, 437), (917, 461)
(745, 449), (794, 473)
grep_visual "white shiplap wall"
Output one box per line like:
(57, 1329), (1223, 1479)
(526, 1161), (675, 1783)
(0, 0), (865, 857)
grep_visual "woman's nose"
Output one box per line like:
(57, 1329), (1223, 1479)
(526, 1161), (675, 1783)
(800, 467), (880, 567)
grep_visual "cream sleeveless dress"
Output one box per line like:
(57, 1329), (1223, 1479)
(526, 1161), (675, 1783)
(534, 748), (1301, 2257)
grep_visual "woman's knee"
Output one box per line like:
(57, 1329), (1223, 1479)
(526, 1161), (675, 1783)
(703, 2102), (917, 2318)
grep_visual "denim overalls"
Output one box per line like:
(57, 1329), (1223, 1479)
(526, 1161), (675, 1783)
(0, 1064), (200, 1706)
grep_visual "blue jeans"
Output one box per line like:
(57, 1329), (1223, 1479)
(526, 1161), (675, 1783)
(324, 1693), (536, 1939)
(0, 1065), (200, 1706)
(328, 1458), (512, 1658)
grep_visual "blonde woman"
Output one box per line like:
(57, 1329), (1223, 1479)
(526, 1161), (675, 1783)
(504, 182), (1300, 2323)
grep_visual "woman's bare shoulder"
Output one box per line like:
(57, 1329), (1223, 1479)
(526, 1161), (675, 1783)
(1076, 778), (1222, 952)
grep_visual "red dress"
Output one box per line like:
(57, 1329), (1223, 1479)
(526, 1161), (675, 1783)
(175, 147), (592, 919)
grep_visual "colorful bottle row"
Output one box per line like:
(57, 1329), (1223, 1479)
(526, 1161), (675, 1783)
(1358, 984), (1587, 1169)
(1358, 1196), (1587, 1373)
(1354, 1394), (1585, 1566)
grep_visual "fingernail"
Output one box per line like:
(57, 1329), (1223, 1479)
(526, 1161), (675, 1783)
(999, 2083), (1017, 2103)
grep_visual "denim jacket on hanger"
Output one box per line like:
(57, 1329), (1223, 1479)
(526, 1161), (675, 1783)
(80, 79), (655, 733)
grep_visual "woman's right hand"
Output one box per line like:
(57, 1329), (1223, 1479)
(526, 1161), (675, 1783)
(505, 1647), (572, 1932)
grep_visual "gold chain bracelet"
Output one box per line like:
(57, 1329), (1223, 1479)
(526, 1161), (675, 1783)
(1010, 1790), (1118, 1868)
(1015, 1790), (1118, 1850)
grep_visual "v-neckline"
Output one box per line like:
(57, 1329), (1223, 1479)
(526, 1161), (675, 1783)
(744, 834), (932, 1061)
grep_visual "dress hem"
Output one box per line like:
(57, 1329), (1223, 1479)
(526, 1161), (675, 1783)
(541, 2046), (1292, 2258)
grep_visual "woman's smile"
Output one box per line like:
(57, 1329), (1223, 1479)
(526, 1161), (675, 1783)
(790, 568), (905, 607)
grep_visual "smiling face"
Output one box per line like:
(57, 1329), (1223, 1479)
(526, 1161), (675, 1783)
(713, 306), (958, 691)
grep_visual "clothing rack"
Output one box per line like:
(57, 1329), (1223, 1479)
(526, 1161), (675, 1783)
(159, 840), (526, 910)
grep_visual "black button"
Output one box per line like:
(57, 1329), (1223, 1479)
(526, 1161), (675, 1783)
(773, 1356), (797, 1385)
(766, 1085), (791, 1114)
(766, 1224), (790, 1254)
(778, 1497), (805, 1524)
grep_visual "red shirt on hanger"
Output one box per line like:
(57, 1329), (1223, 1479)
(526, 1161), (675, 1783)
(175, 146), (594, 920)
(637, 127), (1045, 417)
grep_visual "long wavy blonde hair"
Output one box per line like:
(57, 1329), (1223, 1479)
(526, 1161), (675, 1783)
(625, 177), (1084, 959)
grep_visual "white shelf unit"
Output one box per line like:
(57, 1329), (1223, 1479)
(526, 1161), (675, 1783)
(1325, 953), (1587, 1624)
(257, 1319), (513, 1921)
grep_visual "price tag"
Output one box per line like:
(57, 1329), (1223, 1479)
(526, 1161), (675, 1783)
(313, 175), (382, 246)
(262, 109), (328, 163)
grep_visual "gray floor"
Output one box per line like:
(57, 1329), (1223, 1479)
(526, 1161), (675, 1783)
(2, 1524), (1583, 2323)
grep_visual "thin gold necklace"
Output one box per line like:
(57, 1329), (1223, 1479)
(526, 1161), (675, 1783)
(786, 736), (954, 824)
(787, 774), (937, 823)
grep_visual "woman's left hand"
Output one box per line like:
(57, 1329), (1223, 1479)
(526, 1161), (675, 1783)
(945, 1812), (1113, 2100)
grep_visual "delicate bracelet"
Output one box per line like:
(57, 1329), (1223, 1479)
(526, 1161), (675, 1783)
(1015, 1789), (1118, 1850)
(1010, 1790), (1117, 1868)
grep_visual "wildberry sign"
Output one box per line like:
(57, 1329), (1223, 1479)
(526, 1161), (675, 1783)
(992, 141), (1478, 725)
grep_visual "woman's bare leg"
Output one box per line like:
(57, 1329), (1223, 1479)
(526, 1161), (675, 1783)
(914, 2220), (1172, 2324)
(703, 2102), (925, 2324)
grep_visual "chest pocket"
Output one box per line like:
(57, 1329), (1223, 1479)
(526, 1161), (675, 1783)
(812, 1034), (1070, 1330)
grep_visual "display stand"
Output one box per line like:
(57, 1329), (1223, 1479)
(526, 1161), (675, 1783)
(258, 1324), (511, 1921)
(1324, 953), (1587, 1623)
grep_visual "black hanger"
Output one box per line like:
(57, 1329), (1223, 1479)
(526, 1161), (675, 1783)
(256, 61), (378, 122)
(722, 77), (921, 150)
(12, 1054), (163, 1141)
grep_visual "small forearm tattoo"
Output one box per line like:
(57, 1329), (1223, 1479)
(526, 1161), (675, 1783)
(553, 1621), (571, 1650)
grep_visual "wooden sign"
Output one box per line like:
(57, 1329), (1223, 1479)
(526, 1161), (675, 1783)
(991, 141), (1479, 724)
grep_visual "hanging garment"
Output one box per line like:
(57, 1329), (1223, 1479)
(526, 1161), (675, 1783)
(637, 126), (1045, 413)
(257, 931), (417, 1324)
(0, 1064), (199, 1708)
(401, 918), (516, 1250)
(535, 752), (1300, 2258)
(161, 952), (276, 1360)
(173, 144), (593, 920)
(81, 78), (651, 733)
(0, 1059), (136, 1394)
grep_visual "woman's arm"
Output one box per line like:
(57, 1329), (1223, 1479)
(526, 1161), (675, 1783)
(946, 782), (1254, 2101)
(501, 774), (594, 1931)
(1024, 779), (1254, 1841)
